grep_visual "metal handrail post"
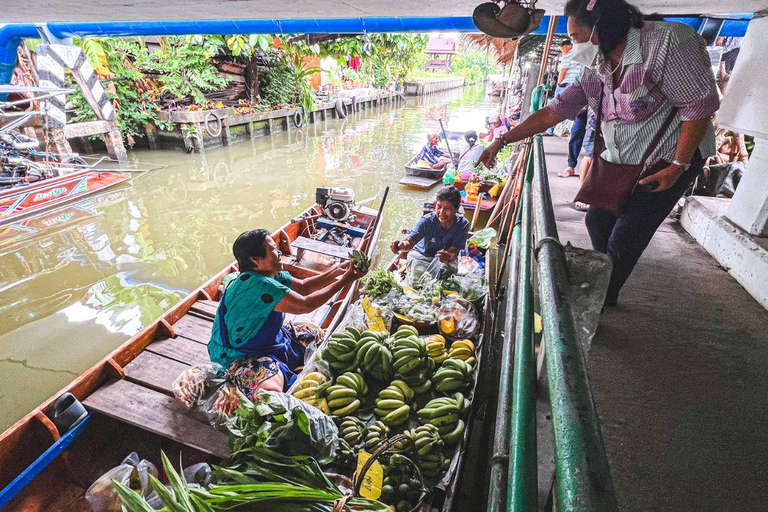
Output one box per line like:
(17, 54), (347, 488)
(487, 219), (522, 512)
(507, 152), (537, 512)
(531, 135), (619, 511)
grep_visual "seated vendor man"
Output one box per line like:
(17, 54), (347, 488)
(417, 133), (452, 170)
(208, 228), (366, 397)
(390, 187), (470, 274)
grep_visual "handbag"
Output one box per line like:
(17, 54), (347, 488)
(574, 88), (678, 216)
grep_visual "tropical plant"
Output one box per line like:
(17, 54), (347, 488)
(186, 34), (274, 59)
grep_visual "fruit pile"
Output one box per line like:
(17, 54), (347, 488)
(431, 359), (474, 393)
(292, 316), (482, 495)
(381, 453), (425, 512)
(290, 372), (331, 414)
(356, 332), (394, 381)
(374, 380), (415, 426)
(446, 339), (476, 366)
(391, 326), (434, 394)
(326, 372), (368, 416)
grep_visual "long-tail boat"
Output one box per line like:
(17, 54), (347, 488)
(0, 188), (388, 511)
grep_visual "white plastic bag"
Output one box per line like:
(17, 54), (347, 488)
(85, 452), (158, 512)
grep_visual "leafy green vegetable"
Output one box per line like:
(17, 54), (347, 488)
(361, 268), (401, 298)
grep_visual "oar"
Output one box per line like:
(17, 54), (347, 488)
(439, 118), (458, 168)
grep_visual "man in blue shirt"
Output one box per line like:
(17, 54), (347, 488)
(390, 187), (470, 275)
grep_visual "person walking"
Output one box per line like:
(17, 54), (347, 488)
(478, 0), (719, 307)
(554, 39), (588, 177)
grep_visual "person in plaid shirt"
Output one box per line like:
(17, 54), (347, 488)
(478, 0), (719, 306)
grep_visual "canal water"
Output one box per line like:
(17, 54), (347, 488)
(0, 85), (499, 431)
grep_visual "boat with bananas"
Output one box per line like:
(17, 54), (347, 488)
(282, 242), (492, 511)
(0, 188), (388, 511)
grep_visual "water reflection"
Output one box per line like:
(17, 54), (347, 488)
(0, 85), (497, 430)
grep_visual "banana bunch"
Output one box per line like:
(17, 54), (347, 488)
(391, 326), (434, 394)
(389, 429), (414, 452)
(321, 327), (362, 374)
(446, 339), (476, 366)
(356, 331), (394, 381)
(374, 380), (415, 427)
(425, 334), (448, 365)
(417, 448), (450, 479)
(291, 372), (331, 414)
(326, 372), (368, 417)
(350, 249), (372, 272)
(337, 416), (366, 447)
(364, 420), (390, 452)
(417, 393), (471, 445)
(431, 358), (474, 393)
(336, 437), (356, 467)
(412, 423), (444, 457)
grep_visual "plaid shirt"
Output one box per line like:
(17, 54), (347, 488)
(551, 21), (719, 169)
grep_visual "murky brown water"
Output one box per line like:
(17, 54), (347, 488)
(0, 85), (499, 430)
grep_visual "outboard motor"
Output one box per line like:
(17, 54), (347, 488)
(316, 186), (356, 222)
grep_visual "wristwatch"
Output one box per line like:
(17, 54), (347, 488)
(672, 159), (690, 171)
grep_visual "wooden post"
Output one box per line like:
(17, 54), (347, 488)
(104, 123), (128, 162)
(145, 122), (159, 150)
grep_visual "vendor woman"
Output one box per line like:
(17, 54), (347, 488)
(208, 228), (366, 396)
(390, 187), (470, 273)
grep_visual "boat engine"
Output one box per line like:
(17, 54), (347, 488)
(316, 187), (356, 222)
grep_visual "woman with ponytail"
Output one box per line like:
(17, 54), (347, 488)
(479, 0), (719, 306)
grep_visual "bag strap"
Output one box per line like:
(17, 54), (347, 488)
(594, 83), (678, 167)
(639, 107), (679, 167)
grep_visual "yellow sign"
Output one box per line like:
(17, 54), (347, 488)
(356, 450), (383, 500)
(361, 297), (387, 333)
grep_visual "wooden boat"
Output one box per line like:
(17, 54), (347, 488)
(399, 148), (460, 190)
(0, 190), (388, 511)
(0, 170), (130, 228)
(378, 249), (493, 512)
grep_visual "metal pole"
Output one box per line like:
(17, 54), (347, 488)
(536, 16), (559, 87)
(439, 118), (458, 168)
(487, 220), (522, 512)
(507, 154), (537, 512)
(531, 135), (619, 512)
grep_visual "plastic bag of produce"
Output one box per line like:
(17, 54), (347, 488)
(85, 452), (158, 512)
(172, 363), (222, 408)
(201, 381), (240, 427)
(455, 273), (489, 303)
(438, 297), (479, 339)
(342, 298), (393, 333)
(227, 390), (339, 463)
(144, 463), (211, 509)
(469, 228), (496, 250)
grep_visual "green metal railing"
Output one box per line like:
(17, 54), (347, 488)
(486, 135), (617, 512)
(532, 135), (618, 511)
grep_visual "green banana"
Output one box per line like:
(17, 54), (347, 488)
(382, 404), (411, 426)
(331, 398), (361, 417)
(440, 419), (465, 444)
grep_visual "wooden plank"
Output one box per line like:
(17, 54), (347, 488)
(63, 120), (111, 138)
(83, 379), (229, 459)
(189, 300), (217, 320)
(292, 236), (352, 260)
(124, 351), (189, 396)
(172, 314), (213, 344)
(399, 175), (441, 189)
(146, 336), (211, 367)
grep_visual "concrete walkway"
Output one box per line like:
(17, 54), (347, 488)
(543, 136), (768, 512)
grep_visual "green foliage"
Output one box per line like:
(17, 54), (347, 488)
(259, 53), (317, 112)
(186, 34), (274, 59)
(451, 50), (500, 84)
(290, 33), (427, 86)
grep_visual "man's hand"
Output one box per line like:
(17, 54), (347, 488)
(478, 140), (504, 169)
(638, 164), (685, 192)
(436, 250), (452, 263)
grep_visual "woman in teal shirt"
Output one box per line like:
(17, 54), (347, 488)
(209, 229), (366, 396)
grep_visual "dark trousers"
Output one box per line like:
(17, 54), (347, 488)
(585, 150), (704, 302)
(568, 108), (588, 168)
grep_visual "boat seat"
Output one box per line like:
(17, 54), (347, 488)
(291, 236), (352, 262)
(171, 313), (214, 344)
(146, 336), (210, 367)
(399, 175), (442, 189)
(83, 379), (229, 459)
(124, 351), (188, 396)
